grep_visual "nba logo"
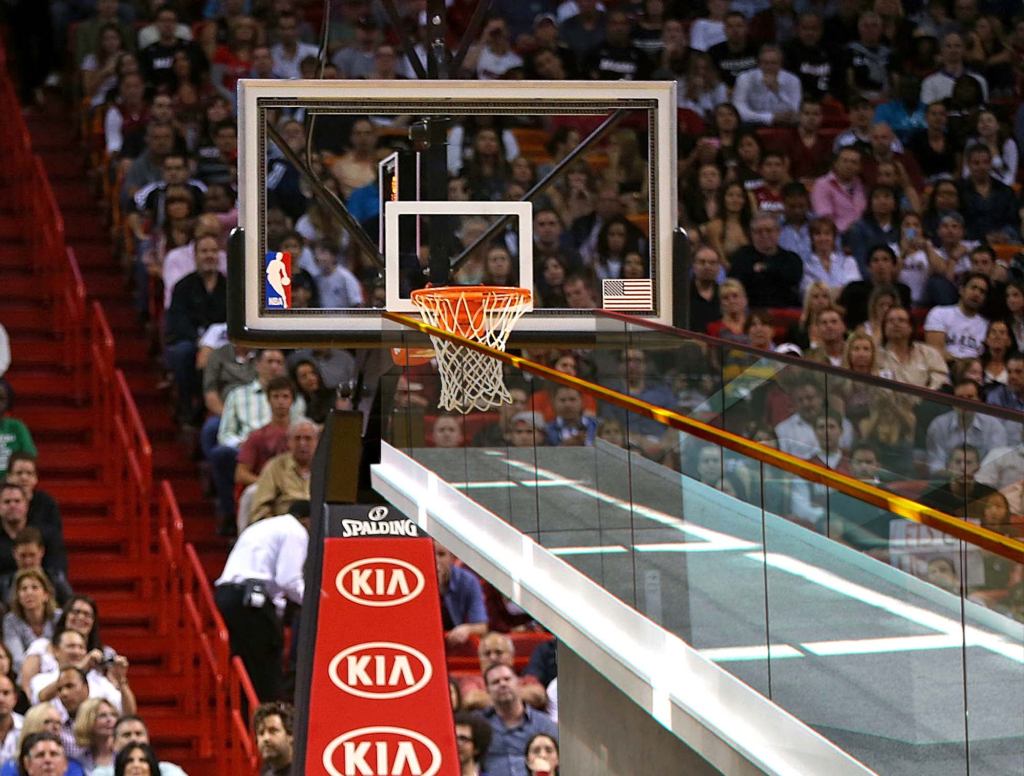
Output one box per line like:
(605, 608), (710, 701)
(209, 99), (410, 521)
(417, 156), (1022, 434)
(265, 251), (292, 309)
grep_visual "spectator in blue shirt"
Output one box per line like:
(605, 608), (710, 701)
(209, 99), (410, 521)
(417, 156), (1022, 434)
(481, 664), (558, 776)
(873, 76), (926, 143)
(436, 542), (488, 647)
(544, 386), (598, 447)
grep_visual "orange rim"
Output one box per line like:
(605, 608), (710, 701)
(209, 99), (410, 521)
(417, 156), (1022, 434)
(410, 285), (531, 329)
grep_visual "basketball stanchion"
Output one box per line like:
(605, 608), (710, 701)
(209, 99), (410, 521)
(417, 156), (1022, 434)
(410, 285), (531, 413)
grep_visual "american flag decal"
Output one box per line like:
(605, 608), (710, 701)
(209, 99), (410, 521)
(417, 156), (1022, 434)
(601, 278), (653, 311)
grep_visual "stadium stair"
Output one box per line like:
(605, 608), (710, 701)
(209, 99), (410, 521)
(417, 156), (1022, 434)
(6, 94), (236, 771)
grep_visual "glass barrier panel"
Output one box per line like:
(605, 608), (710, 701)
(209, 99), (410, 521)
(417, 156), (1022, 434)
(377, 325), (1024, 774)
(964, 544), (1024, 776)
(763, 490), (977, 775)
(574, 316), (1024, 543)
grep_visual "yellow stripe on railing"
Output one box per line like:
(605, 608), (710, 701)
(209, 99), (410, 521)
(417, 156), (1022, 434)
(384, 310), (1024, 566)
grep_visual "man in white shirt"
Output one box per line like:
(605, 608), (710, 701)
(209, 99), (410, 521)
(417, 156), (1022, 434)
(0, 675), (22, 762)
(270, 12), (319, 79)
(210, 349), (305, 529)
(214, 501), (310, 702)
(920, 31), (988, 105)
(732, 44), (802, 126)
(925, 379), (1007, 474)
(775, 378), (854, 460)
(28, 630), (133, 712)
(924, 272), (990, 360)
(476, 19), (524, 80)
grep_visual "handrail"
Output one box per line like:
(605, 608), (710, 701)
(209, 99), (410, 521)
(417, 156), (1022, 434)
(597, 309), (1024, 424)
(185, 543), (230, 644)
(115, 370), (153, 490)
(384, 310), (1024, 565)
(232, 656), (260, 716)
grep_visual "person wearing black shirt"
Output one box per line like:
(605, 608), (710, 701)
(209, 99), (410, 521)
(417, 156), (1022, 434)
(837, 245), (912, 329)
(783, 12), (841, 100)
(165, 235), (228, 424)
(920, 445), (998, 520)
(843, 11), (893, 100)
(905, 101), (958, 182)
(727, 212), (803, 307)
(687, 245), (724, 333)
(0, 484), (66, 585)
(958, 144), (1021, 243)
(4, 453), (67, 578)
(708, 12), (759, 87)
(139, 7), (208, 91)
(586, 10), (649, 80)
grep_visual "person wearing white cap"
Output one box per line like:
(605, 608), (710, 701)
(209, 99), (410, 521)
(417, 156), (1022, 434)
(510, 412), (547, 448)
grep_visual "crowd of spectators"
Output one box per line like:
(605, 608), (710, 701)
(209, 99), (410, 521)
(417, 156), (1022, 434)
(9, 0), (1024, 767)
(5, 293), (189, 772)
(0, 423), (184, 773)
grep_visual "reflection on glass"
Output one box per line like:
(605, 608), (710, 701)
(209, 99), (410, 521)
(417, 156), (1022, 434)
(261, 105), (659, 314)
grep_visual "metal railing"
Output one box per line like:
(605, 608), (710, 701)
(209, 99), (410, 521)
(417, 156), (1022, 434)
(0, 46), (258, 774)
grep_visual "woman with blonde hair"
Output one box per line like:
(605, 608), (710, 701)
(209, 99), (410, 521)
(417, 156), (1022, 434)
(785, 281), (832, 351)
(2, 569), (59, 676)
(677, 52), (728, 119)
(838, 332), (880, 428)
(0, 703), (83, 775)
(715, 279), (749, 341)
(859, 391), (917, 477)
(74, 698), (118, 772)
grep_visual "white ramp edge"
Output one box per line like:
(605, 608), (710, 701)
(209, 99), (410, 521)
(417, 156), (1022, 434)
(372, 443), (877, 776)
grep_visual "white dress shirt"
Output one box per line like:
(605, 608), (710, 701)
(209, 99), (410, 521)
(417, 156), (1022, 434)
(926, 411), (1008, 475)
(775, 413), (854, 460)
(732, 67), (802, 125)
(0, 714), (23, 762)
(215, 513), (308, 607)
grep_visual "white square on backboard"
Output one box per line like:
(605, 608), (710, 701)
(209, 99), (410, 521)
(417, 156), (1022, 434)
(383, 200), (534, 313)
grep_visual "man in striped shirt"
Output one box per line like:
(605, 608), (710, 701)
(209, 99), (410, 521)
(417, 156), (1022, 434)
(208, 350), (306, 533)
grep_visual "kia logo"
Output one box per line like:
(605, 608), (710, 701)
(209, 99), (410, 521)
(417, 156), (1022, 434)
(368, 506), (389, 521)
(336, 558), (425, 607)
(323, 726), (442, 776)
(328, 642), (433, 699)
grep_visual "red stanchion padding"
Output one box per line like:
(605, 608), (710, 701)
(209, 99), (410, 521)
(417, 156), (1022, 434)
(306, 536), (458, 776)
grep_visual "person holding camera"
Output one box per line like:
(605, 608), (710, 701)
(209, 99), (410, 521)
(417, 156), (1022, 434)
(23, 630), (134, 716)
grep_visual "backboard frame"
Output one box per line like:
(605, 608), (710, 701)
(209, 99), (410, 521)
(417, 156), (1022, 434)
(231, 78), (677, 347)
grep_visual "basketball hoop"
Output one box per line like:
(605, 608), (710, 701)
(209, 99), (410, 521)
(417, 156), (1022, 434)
(410, 286), (531, 413)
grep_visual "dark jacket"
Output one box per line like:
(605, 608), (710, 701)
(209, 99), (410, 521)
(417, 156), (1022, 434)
(727, 245), (803, 307)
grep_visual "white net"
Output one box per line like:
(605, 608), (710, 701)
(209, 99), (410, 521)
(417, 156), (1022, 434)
(410, 287), (531, 413)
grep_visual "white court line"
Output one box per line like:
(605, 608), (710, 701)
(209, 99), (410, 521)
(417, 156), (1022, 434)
(498, 456), (756, 551)
(471, 454), (1023, 664)
(752, 552), (1024, 664)
(549, 545), (629, 556)
(450, 481), (517, 489)
(802, 634), (964, 656)
(700, 645), (803, 662)
(635, 539), (759, 553)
